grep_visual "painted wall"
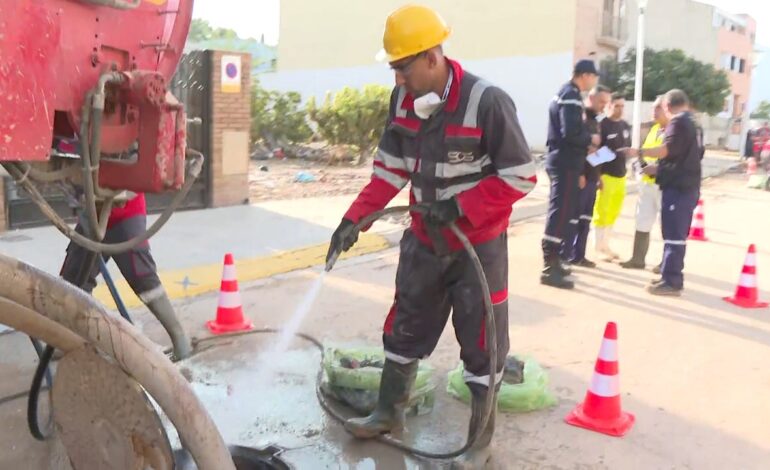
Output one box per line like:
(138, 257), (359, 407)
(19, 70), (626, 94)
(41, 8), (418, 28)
(717, 18), (755, 119)
(574, 0), (626, 63)
(266, 1), (580, 150)
(277, 0), (577, 70)
(625, 0), (718, 65)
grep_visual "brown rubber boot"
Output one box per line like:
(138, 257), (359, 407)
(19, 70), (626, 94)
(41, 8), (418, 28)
(451, 383), (498, 469)
(344, 358), (418, 439)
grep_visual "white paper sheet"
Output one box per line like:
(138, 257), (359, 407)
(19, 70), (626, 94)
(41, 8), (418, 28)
(587, 146), (617, 167)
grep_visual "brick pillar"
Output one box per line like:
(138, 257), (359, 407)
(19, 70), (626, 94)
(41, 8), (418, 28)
(0, 175), (7, 232)
(209, 51), (251, 207)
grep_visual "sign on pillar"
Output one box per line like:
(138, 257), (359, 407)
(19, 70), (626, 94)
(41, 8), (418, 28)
(221, 55), (242, 93)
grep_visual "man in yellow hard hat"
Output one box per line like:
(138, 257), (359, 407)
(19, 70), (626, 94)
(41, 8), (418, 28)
(325, 5), (536, 468)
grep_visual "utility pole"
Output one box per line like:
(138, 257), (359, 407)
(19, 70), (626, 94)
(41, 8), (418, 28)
(631, 0), (649, 148)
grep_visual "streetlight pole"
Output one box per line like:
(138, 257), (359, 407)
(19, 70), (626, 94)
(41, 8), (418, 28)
(631, 0), (648, 148)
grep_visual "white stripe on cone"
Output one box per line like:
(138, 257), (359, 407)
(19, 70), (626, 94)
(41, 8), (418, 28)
(590, 372), (620, 397)
(739, 273), (757, 288)
(598, 339), (618, 361)
(218, 291), (242, 309)
(222, 264), (237, 280)
(744, 253), (757, 267)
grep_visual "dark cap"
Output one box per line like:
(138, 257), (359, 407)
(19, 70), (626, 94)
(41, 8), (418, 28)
(573, 59), (598, 75)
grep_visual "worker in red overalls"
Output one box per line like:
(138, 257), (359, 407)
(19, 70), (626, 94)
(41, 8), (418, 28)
(325, 6), (536, 468)
(58, 143), (192, 360)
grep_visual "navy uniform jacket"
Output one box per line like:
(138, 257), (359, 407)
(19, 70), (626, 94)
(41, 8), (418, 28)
(546, 81), (592, 170)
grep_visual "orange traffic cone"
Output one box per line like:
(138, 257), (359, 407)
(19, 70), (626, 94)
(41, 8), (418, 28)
(206, 253), (253, 334)
(688, 199), (708, 241)
(724, 244), (769, 309)
(565, 322), (635, 437)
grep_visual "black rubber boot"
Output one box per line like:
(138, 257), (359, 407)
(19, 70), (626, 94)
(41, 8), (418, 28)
(541, 255), (574, 289)
(145, 293), (193, 360)
(558, 258), (573, 276)
(451, 383), (497, 469)
(621, 231), (650, 270)
(344, 359), (418, 438)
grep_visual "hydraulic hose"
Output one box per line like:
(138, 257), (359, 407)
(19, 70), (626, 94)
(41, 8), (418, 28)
(10, 162), (79, 183)
(196, 204), (499, 462)
(4, 150), (204, 255)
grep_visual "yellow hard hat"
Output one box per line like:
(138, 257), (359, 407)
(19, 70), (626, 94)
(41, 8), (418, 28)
(377, 5), (452, 63)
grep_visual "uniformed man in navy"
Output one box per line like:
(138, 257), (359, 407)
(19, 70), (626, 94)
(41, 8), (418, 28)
(623, 89), (704, 296)
(541, 60), (600, 289)
(562, 85), (611, 268)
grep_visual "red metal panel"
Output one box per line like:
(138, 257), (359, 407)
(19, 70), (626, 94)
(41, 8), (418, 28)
(0, 2), (62, 160)
(0, 0), (193, 161)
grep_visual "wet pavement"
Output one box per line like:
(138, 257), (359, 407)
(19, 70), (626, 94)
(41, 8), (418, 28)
(166, 333), (485, 470)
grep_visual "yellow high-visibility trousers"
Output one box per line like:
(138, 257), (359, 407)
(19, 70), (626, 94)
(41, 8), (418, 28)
(593, 174), (626, 228)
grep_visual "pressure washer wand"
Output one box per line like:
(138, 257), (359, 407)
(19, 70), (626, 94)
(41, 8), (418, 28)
(324, 251), (340, 273)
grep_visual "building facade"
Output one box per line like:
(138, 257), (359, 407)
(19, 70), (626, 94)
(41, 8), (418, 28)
(260, 0), (627, 150)
(625, 0), (755, 147)
(574, 0), (628, 63)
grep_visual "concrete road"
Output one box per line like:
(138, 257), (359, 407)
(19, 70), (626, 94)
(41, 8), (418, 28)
(2, 170), (768, 469)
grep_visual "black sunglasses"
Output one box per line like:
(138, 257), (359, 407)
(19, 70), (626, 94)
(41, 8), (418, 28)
(390, 52), (426, 73)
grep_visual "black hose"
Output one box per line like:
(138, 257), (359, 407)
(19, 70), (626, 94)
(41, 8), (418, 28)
(196, 204), (498, 461)
(27, 343), (55, 441)
(98, 256), (133, 324)
(28, 339), (54, 392)
(27, 224), (103, 441)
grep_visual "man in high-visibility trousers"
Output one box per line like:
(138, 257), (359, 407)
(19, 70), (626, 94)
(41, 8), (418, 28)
(621, 96), (668, 269)
(325, 6), (536, 468)
(593, 93), (631, 260)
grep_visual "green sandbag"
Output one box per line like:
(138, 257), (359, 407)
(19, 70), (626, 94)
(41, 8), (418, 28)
(321, 346), (436, 415)
(446, 356), (558, 413)
(747, 174), (768, 190)
(323, 346), (434, 391)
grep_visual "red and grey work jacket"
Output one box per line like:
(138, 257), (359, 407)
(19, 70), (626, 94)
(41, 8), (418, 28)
(344, 59), (537, 251)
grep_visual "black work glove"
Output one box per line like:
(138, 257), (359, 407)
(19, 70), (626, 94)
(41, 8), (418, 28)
(424, 198), (461, 227)
(325, 218), (359, 270)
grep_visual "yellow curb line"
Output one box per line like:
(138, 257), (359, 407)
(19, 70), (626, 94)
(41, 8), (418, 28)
(92, 233), (392, 310)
